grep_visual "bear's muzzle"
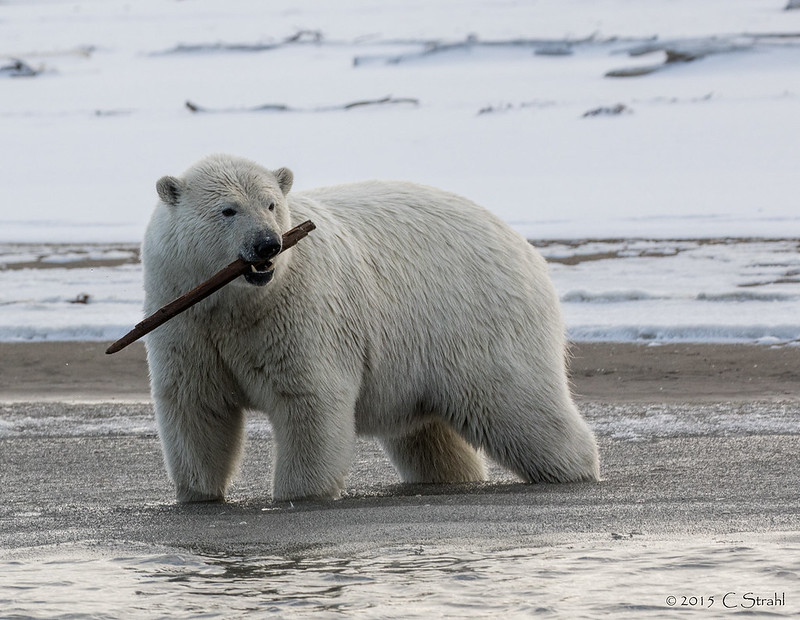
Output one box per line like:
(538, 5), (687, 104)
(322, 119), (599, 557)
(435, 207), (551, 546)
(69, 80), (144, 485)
(242, 232), (281, 286)
(254, 234), (282, 261)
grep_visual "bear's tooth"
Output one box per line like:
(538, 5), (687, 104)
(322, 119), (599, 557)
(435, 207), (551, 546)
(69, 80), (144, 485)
(250, 264), (258, 273)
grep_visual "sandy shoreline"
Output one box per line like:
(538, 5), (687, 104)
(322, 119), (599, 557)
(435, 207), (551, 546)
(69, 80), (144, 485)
(1, 341), (798, 567)
(1, 340), (799, 402)
(2, 398), (798, 557)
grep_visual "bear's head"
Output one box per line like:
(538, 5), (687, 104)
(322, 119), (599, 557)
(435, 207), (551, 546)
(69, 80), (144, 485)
(155, 154), (294, 288)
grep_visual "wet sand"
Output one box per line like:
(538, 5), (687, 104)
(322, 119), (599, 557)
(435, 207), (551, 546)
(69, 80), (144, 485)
(1, 340), (799, 403)
(0, 341), (799, 558)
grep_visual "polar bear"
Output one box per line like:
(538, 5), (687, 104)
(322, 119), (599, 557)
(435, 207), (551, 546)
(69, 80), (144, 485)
(142, 154), (599, 502)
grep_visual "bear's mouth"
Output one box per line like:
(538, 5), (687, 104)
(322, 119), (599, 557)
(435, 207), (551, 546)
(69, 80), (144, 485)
(243, 260), (274, 286)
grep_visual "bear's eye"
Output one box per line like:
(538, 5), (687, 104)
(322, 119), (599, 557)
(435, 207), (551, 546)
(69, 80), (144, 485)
(221, 207), (237, 217)
(267, 201), (275, 212)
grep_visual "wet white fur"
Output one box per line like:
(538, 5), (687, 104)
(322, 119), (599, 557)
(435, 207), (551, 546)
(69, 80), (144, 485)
(142, 154), (600, 502)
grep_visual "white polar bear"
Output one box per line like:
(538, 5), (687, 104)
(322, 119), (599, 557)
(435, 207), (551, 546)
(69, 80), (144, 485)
(142, 154), (600, 502)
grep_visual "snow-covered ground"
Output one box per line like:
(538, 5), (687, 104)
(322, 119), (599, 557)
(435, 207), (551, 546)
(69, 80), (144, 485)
(2, 0), (799, 343)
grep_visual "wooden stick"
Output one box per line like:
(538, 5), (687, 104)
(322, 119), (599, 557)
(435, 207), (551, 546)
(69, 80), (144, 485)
(106, 220), (316, 355)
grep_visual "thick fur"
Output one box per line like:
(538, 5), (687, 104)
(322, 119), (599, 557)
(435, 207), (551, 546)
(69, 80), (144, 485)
(142, 154), (600, 502)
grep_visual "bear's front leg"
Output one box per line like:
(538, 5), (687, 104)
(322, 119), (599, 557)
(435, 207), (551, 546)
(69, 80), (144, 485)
(154, 391), (246, 503)
(268, 390), (356, 501)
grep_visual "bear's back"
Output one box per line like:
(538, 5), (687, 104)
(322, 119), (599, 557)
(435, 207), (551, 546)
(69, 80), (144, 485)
(287, 179), (559, 376)
(292, 180), (542, 276)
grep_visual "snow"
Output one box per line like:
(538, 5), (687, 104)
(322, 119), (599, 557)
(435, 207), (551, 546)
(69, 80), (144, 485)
(1, 0), (799, 343)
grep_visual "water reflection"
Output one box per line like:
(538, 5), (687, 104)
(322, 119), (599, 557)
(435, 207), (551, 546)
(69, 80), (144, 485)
(1, 538), (798, 619)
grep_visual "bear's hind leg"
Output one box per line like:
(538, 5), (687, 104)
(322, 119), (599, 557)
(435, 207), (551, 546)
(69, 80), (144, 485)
(476, 391), (600, 484)
(380, 420), (486, 483)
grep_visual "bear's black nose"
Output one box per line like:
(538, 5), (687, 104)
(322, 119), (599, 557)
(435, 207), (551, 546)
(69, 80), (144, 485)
(254, 234), (282, 261)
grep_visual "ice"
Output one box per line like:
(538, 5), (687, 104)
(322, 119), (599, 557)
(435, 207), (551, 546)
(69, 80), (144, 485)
(0, 264), (143, 342)
(545, 239), (800, 343)
(1, 239), (798, 344)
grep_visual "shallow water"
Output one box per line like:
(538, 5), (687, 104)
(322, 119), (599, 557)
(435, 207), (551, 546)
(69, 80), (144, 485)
(2, 536), (798, 619)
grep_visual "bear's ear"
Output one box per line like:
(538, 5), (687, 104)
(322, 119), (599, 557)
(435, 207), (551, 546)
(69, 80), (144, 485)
(156, 176), (186, 207)
(274, 167), (293, 196)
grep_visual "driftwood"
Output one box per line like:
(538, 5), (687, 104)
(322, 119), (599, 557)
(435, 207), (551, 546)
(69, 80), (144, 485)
(155, 30), (324, 55)
(605, 33), (800, 78)
(0, 58), (39, 78)
(350, 34), (645, 66)
(605, 39), (752, 78)
(582, 103), (632, 117)
(106, 220), (315, 355)
(186, 100), (289, 113)
(185, 96), (419, 114)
